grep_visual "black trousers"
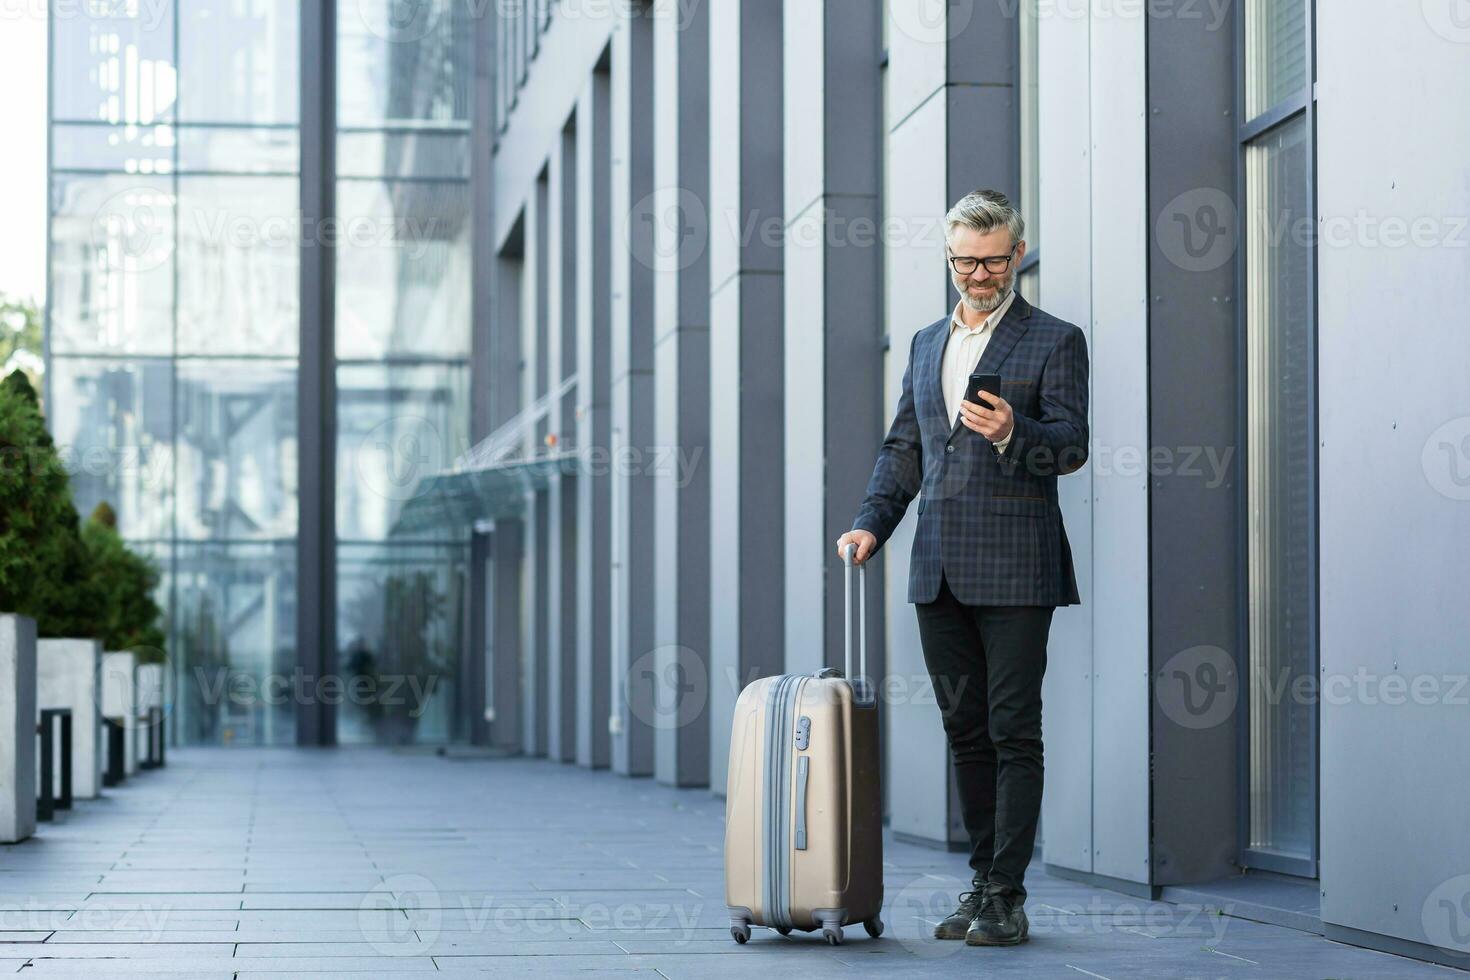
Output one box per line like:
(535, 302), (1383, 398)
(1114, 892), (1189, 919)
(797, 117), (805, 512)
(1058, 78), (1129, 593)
(915, 571), (1054, 904)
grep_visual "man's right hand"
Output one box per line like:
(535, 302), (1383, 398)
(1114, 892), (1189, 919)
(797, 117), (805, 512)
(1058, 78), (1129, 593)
(835, 530), (878, 566)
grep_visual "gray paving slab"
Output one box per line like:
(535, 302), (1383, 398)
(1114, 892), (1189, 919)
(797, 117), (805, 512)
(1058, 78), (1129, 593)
(0, 746), (1464, 978)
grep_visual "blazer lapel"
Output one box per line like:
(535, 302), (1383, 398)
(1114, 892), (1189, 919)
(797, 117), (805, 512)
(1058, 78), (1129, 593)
(948, 292), (1033, 440)
(921, 319), (951, 426)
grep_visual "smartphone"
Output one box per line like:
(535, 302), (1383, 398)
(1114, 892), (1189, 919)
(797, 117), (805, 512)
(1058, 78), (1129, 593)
(966, 373), (1003, 411)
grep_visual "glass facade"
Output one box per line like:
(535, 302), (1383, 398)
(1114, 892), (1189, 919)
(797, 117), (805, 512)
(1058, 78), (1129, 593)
(47, 0), (472, 746)
(1241, 0), (1316, 870)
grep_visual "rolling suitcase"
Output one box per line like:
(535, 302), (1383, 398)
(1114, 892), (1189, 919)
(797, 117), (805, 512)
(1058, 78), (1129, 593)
(724, 544), (884, 945)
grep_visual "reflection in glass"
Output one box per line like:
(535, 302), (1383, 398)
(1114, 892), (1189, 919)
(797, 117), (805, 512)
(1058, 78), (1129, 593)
(336, 363), (470, 541)
(51, 123), (175, 173)
(1245, 115), (1314, 862)
(175, 361), (298, 541)
(51, 1), (177, 123)
(50, 174), (175, 356)
(177, 176), (300, 355)
(336, 0), (471, 127)
(47, 357), (175, 539)
(178, 0), (299, 124)
(176, 126), (299, 175)
(334, 180), (472, 358)
(173, 541), (297, 746)
(337, 542), (468, 745)
(1245, 0), (1308, 119)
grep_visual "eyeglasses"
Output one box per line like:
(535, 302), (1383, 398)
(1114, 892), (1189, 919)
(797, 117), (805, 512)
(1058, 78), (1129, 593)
(948, 247), (1017, 276)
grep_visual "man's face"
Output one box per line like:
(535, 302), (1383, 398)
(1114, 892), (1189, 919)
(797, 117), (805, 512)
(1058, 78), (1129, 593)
(948, 225), (1026, 313)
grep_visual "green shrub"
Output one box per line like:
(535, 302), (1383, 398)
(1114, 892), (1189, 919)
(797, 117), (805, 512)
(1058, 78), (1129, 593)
(83, 501), (166, 663)
(0, 369), (106, 638)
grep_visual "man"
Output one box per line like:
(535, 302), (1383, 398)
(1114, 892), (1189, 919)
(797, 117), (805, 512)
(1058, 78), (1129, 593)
(835, 189), (1089, 947)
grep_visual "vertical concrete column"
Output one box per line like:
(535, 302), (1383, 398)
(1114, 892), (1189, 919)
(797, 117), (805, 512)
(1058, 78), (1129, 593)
(1, 615), (37, 844)
(882, 2), (1020, 849)
(36, 639), (101, 798)
(522, 172), (550, 758)
(545, 122), (580, 763)
(490, 225), (526, 753)
(781, 1), (885, 680)
(609, 4), (657, 777)
(706, 0), (786, 795)
(575, 63), (614, 769)
(651, 0), (711, 788)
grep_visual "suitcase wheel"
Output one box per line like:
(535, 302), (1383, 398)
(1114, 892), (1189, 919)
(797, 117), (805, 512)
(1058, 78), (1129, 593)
(731, 923), (751, 944)
(823, 926), (843, 946)
(863, 916), (884, 938)
(775, 926), (791, 936)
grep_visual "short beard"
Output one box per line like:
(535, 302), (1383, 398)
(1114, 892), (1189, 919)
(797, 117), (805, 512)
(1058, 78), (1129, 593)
(954, 270), (1014, 313)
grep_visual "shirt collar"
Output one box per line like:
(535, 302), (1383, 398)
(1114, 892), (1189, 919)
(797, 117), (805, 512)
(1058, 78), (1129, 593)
(950, 288), (1016, 337)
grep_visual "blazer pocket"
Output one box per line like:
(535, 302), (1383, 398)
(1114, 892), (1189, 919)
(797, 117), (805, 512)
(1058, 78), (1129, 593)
(916, 495), (926, 516)
(989, 495), (1048, 517)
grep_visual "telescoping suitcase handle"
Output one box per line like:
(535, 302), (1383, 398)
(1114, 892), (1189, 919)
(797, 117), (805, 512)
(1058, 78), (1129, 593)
(840, 543), (868, 683)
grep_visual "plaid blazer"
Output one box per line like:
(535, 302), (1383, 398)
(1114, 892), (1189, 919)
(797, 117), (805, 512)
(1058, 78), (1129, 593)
(852, 293), (1089, 607)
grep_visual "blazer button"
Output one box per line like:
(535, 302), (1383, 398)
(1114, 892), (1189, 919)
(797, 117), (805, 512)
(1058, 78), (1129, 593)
(945, 444), (955, 455)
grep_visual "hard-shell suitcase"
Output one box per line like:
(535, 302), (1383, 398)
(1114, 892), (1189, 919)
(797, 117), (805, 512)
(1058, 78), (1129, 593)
(724, 545), (884, 945)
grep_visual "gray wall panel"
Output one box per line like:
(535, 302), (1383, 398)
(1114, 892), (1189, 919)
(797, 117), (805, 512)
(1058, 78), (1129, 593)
(1316, 0), (1470, 950)
(652, 0), (711, 788)
(1145, 3), (1241, 886)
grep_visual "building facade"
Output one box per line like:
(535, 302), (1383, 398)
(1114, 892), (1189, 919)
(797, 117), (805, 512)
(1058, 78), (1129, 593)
(44, 0), (1470, 969)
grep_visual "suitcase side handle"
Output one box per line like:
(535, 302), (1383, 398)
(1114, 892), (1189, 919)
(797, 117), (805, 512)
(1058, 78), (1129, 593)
(841, 543), (867, 685)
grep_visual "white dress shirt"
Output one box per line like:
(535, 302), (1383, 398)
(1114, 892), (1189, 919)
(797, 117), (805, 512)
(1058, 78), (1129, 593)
(941, 289), (1016, 454)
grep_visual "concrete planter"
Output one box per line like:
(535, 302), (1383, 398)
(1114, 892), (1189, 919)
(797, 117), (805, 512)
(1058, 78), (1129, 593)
(101, 652), (138, 777)
(37, 638), (102, 799)
(1, 615), (38, 844)
(136, 662), (167, 766)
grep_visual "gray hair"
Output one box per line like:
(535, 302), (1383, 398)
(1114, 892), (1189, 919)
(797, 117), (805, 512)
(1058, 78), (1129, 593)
(944, 189), (1025, 246)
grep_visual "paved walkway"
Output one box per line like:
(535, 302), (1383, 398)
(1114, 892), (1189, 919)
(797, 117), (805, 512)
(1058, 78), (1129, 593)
(0, 748), (1460, 978)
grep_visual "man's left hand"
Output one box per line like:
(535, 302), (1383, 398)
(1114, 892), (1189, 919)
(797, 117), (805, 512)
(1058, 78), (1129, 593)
(959, 390), (1014, 443)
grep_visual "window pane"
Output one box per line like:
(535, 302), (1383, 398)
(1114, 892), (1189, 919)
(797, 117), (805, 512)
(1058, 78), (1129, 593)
(176, 176), (300, 355)
(178, 0), (298, 125)
(336, 0), (471, 127)
(336, 130), (471, 180)
(51, 123), (175, 173)
(49, 173), (174, 356)
(173, 541), (297, 746)
(1019, 0), (1041, 257)
(337, 541), (468, 745)
(336, 362), (470, 541)
(51, 0), (176, 123)
(175, 360), (298, 540)
(48, 357), (175, 539)
(1245, 0), (1308, 119)
(1245, 114), (1314, 861)
(177, 126), (299, 175)
(334, 179), (471, 358)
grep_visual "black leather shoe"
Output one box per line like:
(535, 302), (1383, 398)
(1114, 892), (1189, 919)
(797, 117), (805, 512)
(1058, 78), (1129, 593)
(966, 885), (1029, 946)
(933, 881), (987, 940)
